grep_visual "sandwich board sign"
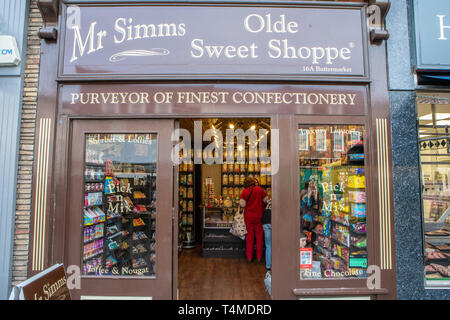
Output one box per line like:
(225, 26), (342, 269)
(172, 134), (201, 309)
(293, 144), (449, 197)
(9, 264), (71, 300)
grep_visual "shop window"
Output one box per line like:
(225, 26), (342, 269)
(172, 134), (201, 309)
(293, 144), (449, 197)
(298, 125), (367, 279)
(82, 134), (157, 277)
(418, 97), (450, 285)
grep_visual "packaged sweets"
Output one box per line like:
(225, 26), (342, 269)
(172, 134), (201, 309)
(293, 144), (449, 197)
(240, 174), (245, 185)
(107, 240), (119, 250)
(222, 188), (228, 197)
(348, 175), (365, 188)
(351, 203), (366, 219)
(260, 163), (266, 174)
(187, 200), (193, 212)
(133, 218), (145, 227)
(188, 162), (194, 172)
(182, 162), (188, 172)
(240, 163), (246, 172)
(134, 204), (147, 213)
(132, 231), (148, 240)
(132, 258), (147, 268)
(136, 243), (147, 253)
(133, 191), (146, 199)
(187, 187), (193, 199)
(105, 256), (117, 268)
(131, 246), (139, 254)
(85, 192), (103, 207)
(222, 163), (228, 173)
(223, 174), (228, 185)
(267, 175), (271, 185)
(248, 163), (255, 172)
(234, 174), (240, 185)
(179, 186), (185, 198)
(349, 191), (365, 203)
(260, 174), (267, 186)
(187, 174), (193, 185)
(349, 167), (365, 175)
(255, 162), (260, 172)
(350, 222), (366, 233)
(228, 163), (234, 173)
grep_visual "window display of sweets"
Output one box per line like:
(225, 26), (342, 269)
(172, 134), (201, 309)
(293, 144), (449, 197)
(299, 125), (367, 280)
(82, 133), (157, 277)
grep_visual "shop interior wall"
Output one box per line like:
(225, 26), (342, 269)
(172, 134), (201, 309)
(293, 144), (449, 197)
(386, 0), (450, 299)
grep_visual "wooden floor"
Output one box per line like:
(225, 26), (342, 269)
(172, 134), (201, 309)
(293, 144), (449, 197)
(178, 246), (270, 300)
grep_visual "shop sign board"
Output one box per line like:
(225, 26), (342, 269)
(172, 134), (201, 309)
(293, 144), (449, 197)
(9, 264), (71, 300)
(414, 0), (450, 71)
(60, 4), (366, 78)
(60, 83), (367, 116)
(0, 35), (21, 66)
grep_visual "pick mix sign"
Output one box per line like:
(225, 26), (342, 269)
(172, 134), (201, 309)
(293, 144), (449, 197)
(61, 5), (366, 76)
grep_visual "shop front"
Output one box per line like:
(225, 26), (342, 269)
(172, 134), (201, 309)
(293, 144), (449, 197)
(30, 0), (396, 300)
(412, 0), (450, 292)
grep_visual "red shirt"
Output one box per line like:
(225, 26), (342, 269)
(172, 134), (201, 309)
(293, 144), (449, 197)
(240, 186), (267, 219)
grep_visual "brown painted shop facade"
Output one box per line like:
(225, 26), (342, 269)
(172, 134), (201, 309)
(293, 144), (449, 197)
(30, 0), (395, 300)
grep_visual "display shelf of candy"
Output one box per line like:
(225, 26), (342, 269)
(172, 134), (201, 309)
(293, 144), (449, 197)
(102, 165), (156, 276)
(331, 224), (350, 247)
(332, 242), (349, 262)
(100, 219), (156, 276)
(84, 165), (105, 183)
(83, 205), (106, 225)
(83, 238), (104, 261)
(83, 223), (104, 244)
(178, 162), (196, 248)
(82, 160), (106, 273)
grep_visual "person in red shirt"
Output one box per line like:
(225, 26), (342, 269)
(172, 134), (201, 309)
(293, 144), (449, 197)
(240, 177), (269, 262)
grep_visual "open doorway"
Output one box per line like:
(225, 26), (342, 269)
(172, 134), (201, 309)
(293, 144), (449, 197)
(176, 118), (272, 300)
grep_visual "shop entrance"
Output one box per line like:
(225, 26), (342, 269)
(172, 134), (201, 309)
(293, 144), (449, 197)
(175, 118), (272, 300)
(66, 119), (175, 299)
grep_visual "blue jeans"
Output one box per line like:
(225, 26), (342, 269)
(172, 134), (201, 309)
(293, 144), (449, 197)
(263, 224), (271, 270)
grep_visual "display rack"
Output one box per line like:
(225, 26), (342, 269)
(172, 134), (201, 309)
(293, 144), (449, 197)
(308, 163), (368, 278)
(179, 162), (197, 249)
(82, 161), (157, 277)
(201, 206), (245, 258)
(220, 143), (272, 207)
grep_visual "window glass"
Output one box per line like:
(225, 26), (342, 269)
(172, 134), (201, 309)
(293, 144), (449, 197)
(298, 125), (367, 279)
(82, 134), (157, 277)
(418, 100), (450, 284)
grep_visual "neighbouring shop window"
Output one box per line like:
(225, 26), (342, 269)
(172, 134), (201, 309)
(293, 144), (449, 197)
(298, 125), (367, 279)
(418, 98), (450, 285)
(82, 133), (157, 277)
